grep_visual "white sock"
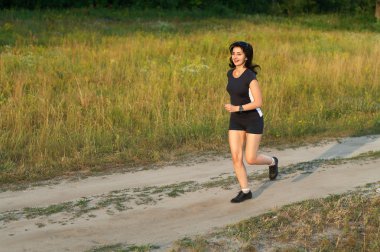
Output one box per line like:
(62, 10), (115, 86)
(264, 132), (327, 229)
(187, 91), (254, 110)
(270, 157), (275, 166)
(242, 188), (250, 194)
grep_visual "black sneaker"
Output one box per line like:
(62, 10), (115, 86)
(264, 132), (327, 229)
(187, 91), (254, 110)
(269, 156), (279, 180)
(230, 191), (252, 203)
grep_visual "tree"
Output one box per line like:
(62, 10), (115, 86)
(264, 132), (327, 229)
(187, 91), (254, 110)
(377, 0), (380, 20)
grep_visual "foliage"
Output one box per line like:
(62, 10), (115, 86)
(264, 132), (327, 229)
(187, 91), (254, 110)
(0, 0), (377, 16)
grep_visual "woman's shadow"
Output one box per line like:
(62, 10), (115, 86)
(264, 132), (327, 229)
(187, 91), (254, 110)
(251, 180), (275, 199)
(251, 135), (380, 198)
(291, 135), (379, 183)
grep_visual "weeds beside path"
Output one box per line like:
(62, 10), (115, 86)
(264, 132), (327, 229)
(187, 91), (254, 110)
(170, 182), (380, 252)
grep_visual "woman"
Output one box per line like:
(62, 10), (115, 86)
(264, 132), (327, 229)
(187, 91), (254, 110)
(224, 41), (278, 203)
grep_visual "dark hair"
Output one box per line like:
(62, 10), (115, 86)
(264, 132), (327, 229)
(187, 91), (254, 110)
(229, 41), (260, 74)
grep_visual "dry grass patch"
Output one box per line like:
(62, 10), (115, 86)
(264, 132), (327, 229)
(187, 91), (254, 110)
(170, 182), (380, 251)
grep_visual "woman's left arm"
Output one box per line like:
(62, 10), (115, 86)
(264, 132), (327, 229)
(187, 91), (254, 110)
(241, 79), (263, 111)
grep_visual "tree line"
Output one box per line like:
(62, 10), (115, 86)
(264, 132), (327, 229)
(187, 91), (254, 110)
(0, 0), (377, 16)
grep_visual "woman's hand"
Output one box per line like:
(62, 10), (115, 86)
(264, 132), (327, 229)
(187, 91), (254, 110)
(224, 104), (238, 113)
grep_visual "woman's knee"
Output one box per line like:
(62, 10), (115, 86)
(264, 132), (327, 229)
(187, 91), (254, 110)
(246, 155), (258, 165)
(231, 153), (243, 165)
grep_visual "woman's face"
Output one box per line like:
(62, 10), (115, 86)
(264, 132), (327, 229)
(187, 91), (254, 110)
(231, 47), (246, 67)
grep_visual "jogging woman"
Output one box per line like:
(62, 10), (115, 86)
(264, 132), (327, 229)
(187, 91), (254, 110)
(224, 41), (278, 203)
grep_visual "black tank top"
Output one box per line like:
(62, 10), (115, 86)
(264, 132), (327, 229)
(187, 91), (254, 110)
(226, 68), (257, 106)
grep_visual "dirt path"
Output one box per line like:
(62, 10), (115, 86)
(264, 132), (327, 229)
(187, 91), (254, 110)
(1, 135), (380, 252)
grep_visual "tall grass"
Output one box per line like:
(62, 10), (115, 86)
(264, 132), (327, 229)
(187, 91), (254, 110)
(0, 9), (379, 183)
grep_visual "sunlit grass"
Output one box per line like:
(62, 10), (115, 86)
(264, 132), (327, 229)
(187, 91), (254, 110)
(0, 9), (379, 183)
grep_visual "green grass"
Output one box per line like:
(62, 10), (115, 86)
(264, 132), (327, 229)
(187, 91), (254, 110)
(0, 9), (379, 184)
(88, 243), (160, 252)
(23, 202), (75, 219)
(170, 182), (380, 251)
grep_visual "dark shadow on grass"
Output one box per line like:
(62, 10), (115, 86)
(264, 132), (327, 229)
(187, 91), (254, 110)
(0, 9), (379, 49)
(266, 14), (380, 33)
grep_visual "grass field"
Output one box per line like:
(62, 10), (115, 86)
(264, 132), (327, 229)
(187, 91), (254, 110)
(0, 9), (379, 183)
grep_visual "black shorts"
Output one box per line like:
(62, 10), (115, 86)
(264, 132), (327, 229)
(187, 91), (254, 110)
(229, 109), (264, 134)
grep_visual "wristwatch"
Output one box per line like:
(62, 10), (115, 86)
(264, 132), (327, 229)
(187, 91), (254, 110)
(239, 105), (244, 113)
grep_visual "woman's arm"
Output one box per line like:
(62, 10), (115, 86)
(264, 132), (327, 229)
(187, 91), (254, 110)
(243, 79), (263, 111)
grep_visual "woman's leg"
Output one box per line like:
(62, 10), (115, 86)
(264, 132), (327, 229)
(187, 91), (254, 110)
(244, 133), (273, 165)
(228, 130), (249, 189)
